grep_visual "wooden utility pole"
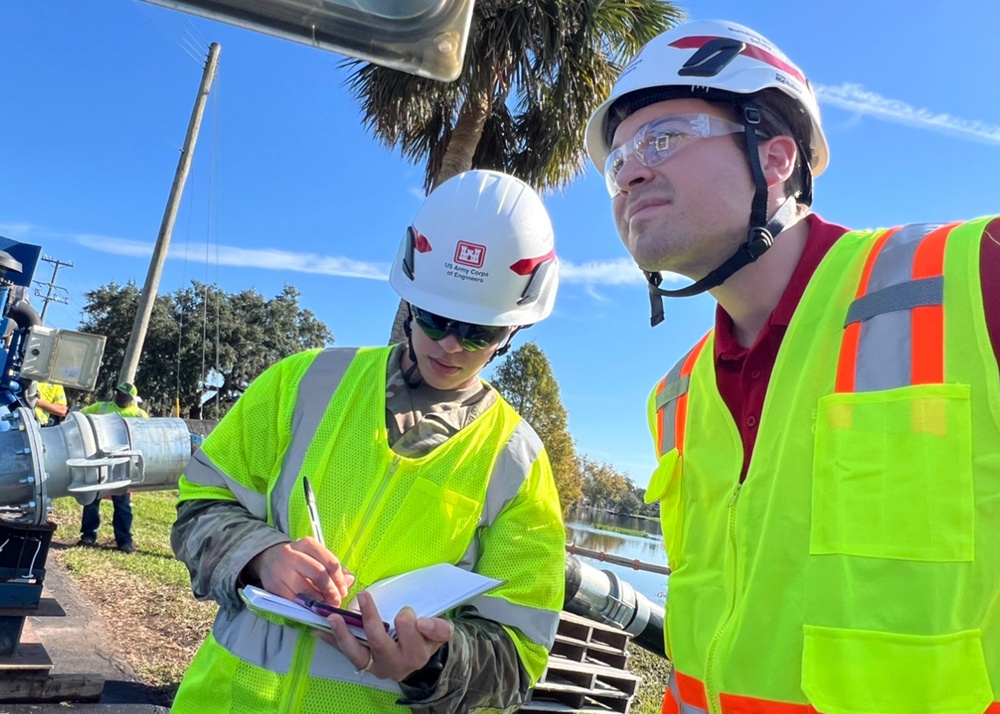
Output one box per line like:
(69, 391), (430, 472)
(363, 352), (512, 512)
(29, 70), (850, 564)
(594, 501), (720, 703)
(34, 255), (74, 323)
(119, 42), (221, 386)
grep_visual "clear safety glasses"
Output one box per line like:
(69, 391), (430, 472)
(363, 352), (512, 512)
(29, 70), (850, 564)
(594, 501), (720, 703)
(411, 306), (509, 351)
(604, 114), (746, 196)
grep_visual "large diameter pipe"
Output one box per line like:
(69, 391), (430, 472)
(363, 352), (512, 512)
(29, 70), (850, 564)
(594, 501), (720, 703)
(564, 553), (666, 657)
(0, 408), (192, 525)
(49, 412), (193, 492)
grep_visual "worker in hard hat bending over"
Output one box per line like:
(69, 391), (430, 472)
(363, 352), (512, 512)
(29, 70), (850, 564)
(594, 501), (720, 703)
(171, 170), (565, 713)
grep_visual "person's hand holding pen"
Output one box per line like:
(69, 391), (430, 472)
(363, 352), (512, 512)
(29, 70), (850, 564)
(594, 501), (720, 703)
(244, 477), (354, 606)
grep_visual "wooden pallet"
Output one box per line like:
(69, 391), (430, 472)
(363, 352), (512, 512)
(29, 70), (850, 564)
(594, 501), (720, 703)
(522, 611), (640, 714)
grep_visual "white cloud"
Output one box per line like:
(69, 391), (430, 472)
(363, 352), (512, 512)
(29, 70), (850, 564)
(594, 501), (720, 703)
(814, 83), (1000, 145)
(75, 234), (389, 280)
(74, 233), (696, 288)
(560, 258), (685, 286)
(584, 284), (608, 302)
(0, 223), (34, 238)
(77, 235), (152, 258)
(560, 258), (644, 284)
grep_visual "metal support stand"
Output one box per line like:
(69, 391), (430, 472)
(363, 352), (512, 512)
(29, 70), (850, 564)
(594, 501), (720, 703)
(0, 520), (55, 655)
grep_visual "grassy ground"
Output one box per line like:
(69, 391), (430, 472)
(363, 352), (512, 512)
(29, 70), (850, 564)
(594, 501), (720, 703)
(48, 491), (671, 710)
(48, 491), (216, 701)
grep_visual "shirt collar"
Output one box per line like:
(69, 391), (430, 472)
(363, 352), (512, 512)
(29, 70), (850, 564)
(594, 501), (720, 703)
(715, 213), (851, 362)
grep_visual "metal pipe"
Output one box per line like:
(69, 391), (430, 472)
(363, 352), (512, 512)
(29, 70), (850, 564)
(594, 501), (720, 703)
(563, 553), (666, 658)
(566, 542), (670, 575)
(0, 408), (192, 525)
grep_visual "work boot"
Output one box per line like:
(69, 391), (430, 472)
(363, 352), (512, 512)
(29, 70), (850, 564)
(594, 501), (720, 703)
(117, 541), (135, 554)
(78, 535), (96, 547)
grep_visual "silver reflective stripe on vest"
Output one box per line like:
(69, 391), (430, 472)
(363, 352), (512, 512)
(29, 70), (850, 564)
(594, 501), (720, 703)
(482, 420), (540, 525)
(467, 594), (560, 648)
(456, 421), (540, 573)
(655, 352), (691, 455)
(214, 606), (400, 693)
(271, 348), (360, 534)
(186, 449), (268, 519)
(844, 224), (946, 393)
(456, 420), (560, 647)
(665, 670), (709, 714)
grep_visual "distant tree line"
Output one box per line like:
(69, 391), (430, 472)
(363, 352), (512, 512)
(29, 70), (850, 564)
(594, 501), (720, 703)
(491, 342), (657, 518)
(72, 280), (331, 418)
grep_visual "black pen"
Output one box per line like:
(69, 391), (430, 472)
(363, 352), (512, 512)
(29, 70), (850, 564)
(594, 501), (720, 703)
(302, 477), (325, 547)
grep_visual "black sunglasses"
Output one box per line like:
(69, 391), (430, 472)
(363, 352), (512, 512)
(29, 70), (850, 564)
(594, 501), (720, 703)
(410, 306), (509, 351)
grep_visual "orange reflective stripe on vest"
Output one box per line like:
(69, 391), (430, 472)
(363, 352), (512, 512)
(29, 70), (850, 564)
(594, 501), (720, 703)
(661, 670), (710, 714)
(654, 333), (710, 457)
(836, 222), (958, 393)
(665, 676), (1000, 714)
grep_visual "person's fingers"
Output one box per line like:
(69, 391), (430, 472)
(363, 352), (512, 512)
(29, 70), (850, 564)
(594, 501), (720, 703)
(355, 592), (394, 653)
(328, 560), (355, 599)
(289, 539), (353, 604)
(324, 614), (373, 670)
(255, 540), (351, 604)
(390, 607), (451, 678)
(414, 616), (453, 644)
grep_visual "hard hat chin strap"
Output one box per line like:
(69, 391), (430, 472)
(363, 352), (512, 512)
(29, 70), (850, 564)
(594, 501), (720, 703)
(645, 103), (796, 327)
(401, 311), (423, 388)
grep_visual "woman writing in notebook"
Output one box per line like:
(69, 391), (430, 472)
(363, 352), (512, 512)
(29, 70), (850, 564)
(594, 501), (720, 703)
(170, 170), (566, 713)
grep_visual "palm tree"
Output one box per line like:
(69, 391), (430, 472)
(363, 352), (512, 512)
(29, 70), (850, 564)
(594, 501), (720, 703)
(339, 0), (683, 342)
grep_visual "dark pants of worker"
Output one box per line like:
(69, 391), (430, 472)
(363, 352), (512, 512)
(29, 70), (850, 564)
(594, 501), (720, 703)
(80, 494), (133, 547)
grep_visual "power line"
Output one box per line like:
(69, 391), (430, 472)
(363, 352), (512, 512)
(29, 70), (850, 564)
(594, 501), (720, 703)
(33, 255), (75, 324)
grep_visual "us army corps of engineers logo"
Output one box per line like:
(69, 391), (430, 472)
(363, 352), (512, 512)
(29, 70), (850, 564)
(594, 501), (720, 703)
(444, 241), (490, 283)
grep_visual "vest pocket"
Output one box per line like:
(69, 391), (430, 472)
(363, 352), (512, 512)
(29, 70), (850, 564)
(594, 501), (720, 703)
(645, 448), (683, 566)
(365, 477), (482, 575)
(811, 384), (973, 561)
(801, 625), (993, 714)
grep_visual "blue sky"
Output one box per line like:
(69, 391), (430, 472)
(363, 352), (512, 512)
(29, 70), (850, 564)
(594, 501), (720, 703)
(3, 1), (999, 488)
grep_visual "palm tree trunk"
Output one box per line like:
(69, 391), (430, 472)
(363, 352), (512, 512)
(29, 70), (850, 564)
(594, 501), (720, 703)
(435, 93), (492, 188)
(388, 300), (410, 346)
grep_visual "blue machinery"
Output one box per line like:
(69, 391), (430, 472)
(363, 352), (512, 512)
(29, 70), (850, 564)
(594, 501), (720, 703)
(0, 236), (191, 655)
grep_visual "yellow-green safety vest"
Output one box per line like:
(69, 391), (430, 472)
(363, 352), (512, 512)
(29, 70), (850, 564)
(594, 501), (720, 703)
(646, 218), (1000, 714)
(172, 346), (564, 713)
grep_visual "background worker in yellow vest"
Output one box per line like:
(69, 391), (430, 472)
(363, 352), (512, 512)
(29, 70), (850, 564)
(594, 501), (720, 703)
(79, 381), (149, 553)
(585, 19), (1000, 714)
(32, 380), (68, 426)
(170, 170), (565, 713)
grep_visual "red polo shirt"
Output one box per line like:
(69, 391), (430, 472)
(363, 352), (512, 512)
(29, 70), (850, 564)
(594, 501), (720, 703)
(715, 213), (1000, 480)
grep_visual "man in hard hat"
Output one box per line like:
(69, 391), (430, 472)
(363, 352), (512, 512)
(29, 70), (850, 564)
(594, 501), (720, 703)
(171, 170), (565, 713)
(586, 19), (1000, 714)
(79, 382), (149, 553)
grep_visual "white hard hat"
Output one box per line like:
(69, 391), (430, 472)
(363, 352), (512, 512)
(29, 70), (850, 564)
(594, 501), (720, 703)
(585, 20), (828, 176)
(389, 170), (559, 326)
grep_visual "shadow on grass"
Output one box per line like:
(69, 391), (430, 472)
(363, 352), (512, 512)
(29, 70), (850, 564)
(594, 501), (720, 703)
(50, 540), (178, 562)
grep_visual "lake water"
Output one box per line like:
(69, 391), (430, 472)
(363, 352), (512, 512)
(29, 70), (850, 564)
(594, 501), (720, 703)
(564, 506), (667, 605)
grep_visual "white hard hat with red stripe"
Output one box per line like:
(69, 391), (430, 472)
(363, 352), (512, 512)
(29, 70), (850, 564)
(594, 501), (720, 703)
(585, 19), (828, 176)
(389, 170), (559, 327)
(586, 21), (829, 325)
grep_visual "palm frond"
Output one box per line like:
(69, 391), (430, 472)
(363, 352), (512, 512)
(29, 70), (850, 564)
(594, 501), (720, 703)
(342, 0), (684, 193)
